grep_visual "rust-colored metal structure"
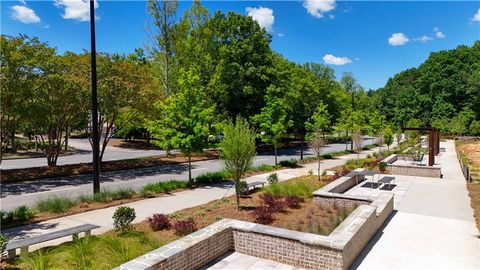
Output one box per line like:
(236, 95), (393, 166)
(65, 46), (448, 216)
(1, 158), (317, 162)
(401, 127), (440, 166)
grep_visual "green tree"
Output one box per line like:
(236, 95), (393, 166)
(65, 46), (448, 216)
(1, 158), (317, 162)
(219, 117), (256, 210)
(309, 131), (326, 182)
(383, 126), (394, 151)
(305, 101), (331, 139)
(148, 68), (214, 183)
(253, 86), (292, 165)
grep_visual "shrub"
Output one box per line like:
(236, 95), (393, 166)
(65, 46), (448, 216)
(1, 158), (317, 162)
(36, 196), (75, 214)
(195, 171), (230, 183)
(284, 196), (303, 209)
(267, 173), (279, 185)
(321, 153), (333, 159)
(1, 210), (14, 225)
(250, 164), (277, 172)
(173, 218), (197, 236)
(113, 206), (136, 231)
(13, 205), (34, 221)
(235, 180), (248, 196)
(215, 215), (223, 221)
(264, 182), (312, 198)
(308, 169), (313, 176)
(259, 193), (284, 212)
(379, 162), (388, 173)
(147, 214), (171, 231)
(253, 206), (274, 224)
(279, 159), (298, 167)
(0, 234), (8, 256)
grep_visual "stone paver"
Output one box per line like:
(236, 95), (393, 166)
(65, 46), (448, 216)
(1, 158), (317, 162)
(352, 140), (480, 270)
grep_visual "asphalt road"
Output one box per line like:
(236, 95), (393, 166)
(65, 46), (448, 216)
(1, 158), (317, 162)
(0, 137), (377, 211)
(0, 138), (169, 170)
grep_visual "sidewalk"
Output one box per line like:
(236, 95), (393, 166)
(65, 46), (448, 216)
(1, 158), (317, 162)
(352, 140), (480, 269)
(2, 145), (384, 252)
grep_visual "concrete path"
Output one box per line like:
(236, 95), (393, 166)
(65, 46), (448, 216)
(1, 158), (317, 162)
(1, 145), (384, 253)
(352, 140), (480, 270)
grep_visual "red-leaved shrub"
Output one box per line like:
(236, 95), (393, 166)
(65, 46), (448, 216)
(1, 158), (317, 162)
(253, 206), (274, 224)
(260, 193), (284, 212)
(284, 195), (303, 209)
(148, 214), (171, 231)
(173, 218), (197, 235)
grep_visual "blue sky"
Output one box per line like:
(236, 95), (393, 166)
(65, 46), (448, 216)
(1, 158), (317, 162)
(2, 1), (479, 89)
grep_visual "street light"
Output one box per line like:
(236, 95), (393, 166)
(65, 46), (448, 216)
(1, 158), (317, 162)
(90, 0), (100, 193)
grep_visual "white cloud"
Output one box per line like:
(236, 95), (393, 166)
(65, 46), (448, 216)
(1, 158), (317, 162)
(433, 27), (445, 38)
(388, 33), (409, 46)
(54, 0), (98, 22)
(471, 8), (480, 22)
(303, 0), (336, 18)
(18, 0), (26, 5)
(246, 7), (274, 32)
(278, 33), (284, 37)
(323, 54), (352, 65)
(415, 35), (433, 43)
(11, 5), (40, 24)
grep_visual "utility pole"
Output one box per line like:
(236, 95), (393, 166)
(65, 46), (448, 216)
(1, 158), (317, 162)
(90, 0), (100, 193)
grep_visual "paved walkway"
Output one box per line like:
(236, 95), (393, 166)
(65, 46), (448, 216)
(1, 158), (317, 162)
(352, 140), (480, 269)
(2, 145), (385, 252)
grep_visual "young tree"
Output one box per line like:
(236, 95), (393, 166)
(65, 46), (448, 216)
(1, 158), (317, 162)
(352, 132), (364, 164)
(309, 132), (326, 182)
(383, 126), (394, 151)
(253, 86), (292, 165)
(305, 102), (331, 139)
(148, 68), (214, 184)
(147, 0), (178, 95)
(219, 117), (256, 210)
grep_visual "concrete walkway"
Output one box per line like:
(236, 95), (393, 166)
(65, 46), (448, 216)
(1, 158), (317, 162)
(2, 145), (384, 253)
(352, 140), (480, 270)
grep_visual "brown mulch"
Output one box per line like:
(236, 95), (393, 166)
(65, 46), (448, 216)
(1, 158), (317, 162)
(467, 183), (480, 232)
(0, 152), (218, 183)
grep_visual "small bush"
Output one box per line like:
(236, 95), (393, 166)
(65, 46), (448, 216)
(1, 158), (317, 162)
(259, 193), (284, 212)
(173, 218), (197, 235)
(21, 249), (51, 270)
(147, 214), (171, 231)
(284, 195), (303, 209)
(379, 162), (388, 173)
(235, 180), (248, 196)
(250, 164), (277, 172)
(215, 215), (223, 221)
(267, 173), (279, 185)
(113, 206), (136, 231)
(13, 205), (34, 222)
(253, 206), (274, 224)
(36, 197), (76, 214)
(1, 210), (14, 225)
(0, 234), (8, 256)
(308, 169), (313, 176)
(195, 171), (230, 183)
(279, 159), (298, 167)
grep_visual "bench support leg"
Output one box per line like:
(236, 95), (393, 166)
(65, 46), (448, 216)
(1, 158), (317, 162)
(7, 249), (16, 259)
(20, 246), (28, 256)
(73, 233), (79, 241)
(85, 230), (91, 237)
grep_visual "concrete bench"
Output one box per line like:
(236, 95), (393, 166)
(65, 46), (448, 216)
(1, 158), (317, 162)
(5, 223), (99, 258)
(246, 181), (265, 194)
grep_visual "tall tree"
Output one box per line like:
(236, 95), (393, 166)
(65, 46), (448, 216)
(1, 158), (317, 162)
(305, 101), (331, 139)
(253, 86), (292, 165)
(148, 0), (178, 95)
(219, 117), (256, 210)
(148, 68), (214, 183)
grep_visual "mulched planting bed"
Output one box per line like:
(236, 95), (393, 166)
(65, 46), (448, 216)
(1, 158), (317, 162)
(2, 175), (356, 270)
(467, 183), (480, 233)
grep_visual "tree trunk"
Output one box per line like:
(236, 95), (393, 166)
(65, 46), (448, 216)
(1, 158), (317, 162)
(10, 127), (16, 153)
(235, 180), (241, 210)
(274, 144), (277, 166)
(64, 126), (69, 152)
(345, 130), (349, 151)
(188, 154), (192, 184)
(318, 159), (321, 182)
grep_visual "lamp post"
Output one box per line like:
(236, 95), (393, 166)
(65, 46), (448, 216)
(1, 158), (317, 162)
(90, 0), (100, 193)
